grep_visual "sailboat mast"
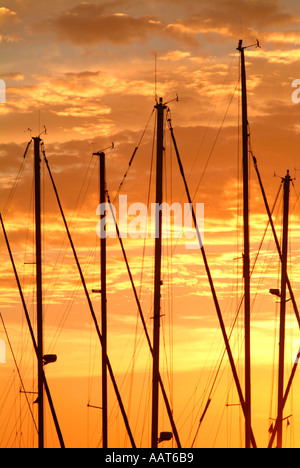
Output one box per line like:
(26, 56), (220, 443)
(0, 211), (65, 447)
(277, 170), (291, 448)
(33, 136), (44, 448)
(100, 151), (108, 448)
(151, 97), (166, 448)
(237, 40), (251, 448)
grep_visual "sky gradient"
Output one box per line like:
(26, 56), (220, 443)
(1, 0), (300, 448)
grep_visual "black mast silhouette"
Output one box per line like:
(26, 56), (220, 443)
(277, 171), (292, 448)
(33, 136), (44, 448)
(152, 97), (166, 448)
(237, 39), (255, 448)
(93, 150), (108, 448)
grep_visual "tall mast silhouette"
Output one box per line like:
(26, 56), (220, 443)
(100, 151), (108, 448)
(151, 97), (166, 448)
(277, 171), (292, 448)
(93, 150), (108, 447)
(33, 136), (44, 448)
(237, 40), (251, 448)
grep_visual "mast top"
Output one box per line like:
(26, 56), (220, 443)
(155, 96), (166, 107)
(93, 142), (115, 157)
(281, 169), (293, 183)
(237, 39), (244, 51)
(155, 95), (178, 109)
(237, 39), (261, 51)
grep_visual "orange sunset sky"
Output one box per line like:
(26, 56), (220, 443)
(1, 0), (300, 448)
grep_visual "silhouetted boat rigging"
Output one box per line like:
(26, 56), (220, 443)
(1, 39), (300, 448)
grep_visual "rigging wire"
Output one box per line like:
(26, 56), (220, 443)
(127, 112), (157, 431)
(1, 147), (39, 447)
(191, 72), (240, 205)
(165, 121), (174, 421)
(138, 111), (156, 300)
(41, 143), (98, 326)
(113, 108), (155, 204)
(161, 75), (240, 288)
(0, 310), (38, 435)
(288, 219), (295, 448)
(1, 146), (29, 216)
(184, 53), (238, 195)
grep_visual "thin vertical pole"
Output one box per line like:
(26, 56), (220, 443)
(238, 41), (251, 448)
(34, 137), (44, 449)
(277, 171), (291, 448)
(151, 97), (166, 448)
(100, 152), (108, 448)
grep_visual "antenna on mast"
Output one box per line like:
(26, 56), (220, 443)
(38, 125), (47, 138)
(154, 52), (158, 104)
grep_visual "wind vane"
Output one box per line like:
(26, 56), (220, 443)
(237, 39), (261, 51)
(92, 142), (115, 156)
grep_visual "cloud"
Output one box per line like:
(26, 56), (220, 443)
(33, 2), (198, 47)
(35, 3), (163, 45)
(0, 7), (17, 23)
(0, 68), (171, 141)
(0, 6), (22, 43)
(258, 47), (300, 64)
(168, 0), (300, 41)
(1, 72), (24, 82)
(160, 50), (192, 61)
(263, 30), (300, 45)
